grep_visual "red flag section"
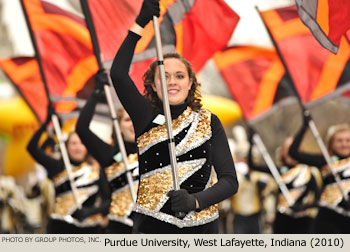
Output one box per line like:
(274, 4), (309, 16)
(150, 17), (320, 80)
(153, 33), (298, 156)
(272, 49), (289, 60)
(0, 57), (47, 122)
(296, 0), (350, 54)
(21, 0), (98, 113)
(213, 46), (285, 120)
(101, 0), (239, 93)
(173, 0), (239, 71)
(260, 6), (350, 103)
(86, 0), (143, 62)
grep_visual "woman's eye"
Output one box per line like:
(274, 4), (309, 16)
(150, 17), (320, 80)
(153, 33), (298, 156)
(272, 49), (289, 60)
(176, 75), (184, 79)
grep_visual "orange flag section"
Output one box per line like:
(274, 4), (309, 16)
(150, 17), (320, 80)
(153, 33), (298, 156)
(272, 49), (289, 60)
(214, 46), (284, 120)
(21, 0), (98, 109)
(261, 6), (350, 103)
(0, 57), (48, 122)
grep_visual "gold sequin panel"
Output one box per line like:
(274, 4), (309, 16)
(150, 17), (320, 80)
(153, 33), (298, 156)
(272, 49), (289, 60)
(278, 187), (306, 209)
(137, 107), (192, 153)
(53, 187), (98, 216)
(136, 159), (206, 211)
(321, 158), (350, 178)
(320, 180), (350, 207)
(109, 184), (139, 217)
(190, 174), (218, 220)
(105, 154), (138, 180)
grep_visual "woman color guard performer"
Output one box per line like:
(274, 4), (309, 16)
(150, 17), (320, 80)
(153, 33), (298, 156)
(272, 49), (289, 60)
(248, 132), (322, 234)
(289, 111), (350, 233)
(110, 0), (238, 233)
(76, 74), (138, 233)
(27, 107), (110, 233)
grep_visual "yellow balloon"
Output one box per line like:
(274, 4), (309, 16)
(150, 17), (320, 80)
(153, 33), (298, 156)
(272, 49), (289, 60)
(201, 94), (242, 128)
(0, 97), (39, 177)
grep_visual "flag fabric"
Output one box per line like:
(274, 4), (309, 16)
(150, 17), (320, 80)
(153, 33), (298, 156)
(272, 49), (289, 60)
(100, 0), (239, 93)
(295, 0), (350, 54)
(213, 46), (286, 120)
(21, 0), (98, 114)
(0, 57), (48, 122)
(86, 0), (143, 62)
(260, 5), (350, 103)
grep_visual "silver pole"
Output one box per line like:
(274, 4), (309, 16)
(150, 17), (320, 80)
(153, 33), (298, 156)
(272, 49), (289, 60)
(51, 114), (82, 209)
(103, 84), (137, 203)
(308, 119), (349, 201)
(153, 16), (184, 217)
(253, 133), (293, 206)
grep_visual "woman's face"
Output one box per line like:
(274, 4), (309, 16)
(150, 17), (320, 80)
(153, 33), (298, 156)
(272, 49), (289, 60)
(331, 130), (350, 157)
(120, 111), (135, 142)
(153, 58), (192, 105)
(67, 133), (87, 163)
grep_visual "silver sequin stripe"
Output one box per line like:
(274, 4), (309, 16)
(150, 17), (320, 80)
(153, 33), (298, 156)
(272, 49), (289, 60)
(108, 215), (134, 227)
(138, 159), (207, 212)
(138, 111), (196, 155)
(54, 165), (97, 187)
(176, 115), (212, 157)
(134, 206), (219, 228)
(50, 214), (106, 228)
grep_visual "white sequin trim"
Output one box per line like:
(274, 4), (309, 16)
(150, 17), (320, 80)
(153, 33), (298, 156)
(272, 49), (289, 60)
(134, 206), (219, 228)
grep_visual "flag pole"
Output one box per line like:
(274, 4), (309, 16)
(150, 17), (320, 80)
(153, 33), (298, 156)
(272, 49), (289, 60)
(251, 131), (293, 205)
(153, 16), (185, 218)
(79, 0), (136, 202)
(20, 0), (82, 209)
(256, 6), (348, 202)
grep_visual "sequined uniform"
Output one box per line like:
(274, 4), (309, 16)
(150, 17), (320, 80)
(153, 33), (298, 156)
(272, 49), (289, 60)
(76, 91), (138, 233)
(289, 123), (350, 233)
(110, 31), (238, 233)
(27, 123), (108, 234)
(248, 144), (322, 234)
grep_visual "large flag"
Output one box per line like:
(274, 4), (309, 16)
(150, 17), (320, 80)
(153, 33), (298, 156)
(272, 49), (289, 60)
(98, 0), (239, 93)
(260, 5), (350, 103)
(295, 0), (350, 54)
(213, 46), (287, 120)
(20, 0), (98, 115)
(0, 57), (47, 122)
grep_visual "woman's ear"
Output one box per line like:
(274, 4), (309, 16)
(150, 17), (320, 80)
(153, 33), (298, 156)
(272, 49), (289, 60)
(152, 83), (157, 92)
(188, 79), (193, 90)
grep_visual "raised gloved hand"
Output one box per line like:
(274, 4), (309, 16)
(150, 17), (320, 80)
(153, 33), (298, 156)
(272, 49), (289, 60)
(136, 0), (160, 28)
(44, 104), (55, 125)
(302, 109), (312, 126)
(167, 189), (196, 213)
(93, 69), (108, 96)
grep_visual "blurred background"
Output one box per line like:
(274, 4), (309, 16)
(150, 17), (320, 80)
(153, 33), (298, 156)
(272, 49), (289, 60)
(0, 0), (349, 233)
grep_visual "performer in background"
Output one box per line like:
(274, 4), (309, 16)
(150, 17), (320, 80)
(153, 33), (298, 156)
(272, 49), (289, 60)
(289, 111), (350, 233)
(27, 107), (110, 234)
(76, 71), (138, 233)
(110, 0), (238, 233)
(248, 129), (322, 234)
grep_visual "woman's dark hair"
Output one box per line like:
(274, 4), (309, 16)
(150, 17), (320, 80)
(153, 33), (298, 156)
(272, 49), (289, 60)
(143, 53), (202, 111)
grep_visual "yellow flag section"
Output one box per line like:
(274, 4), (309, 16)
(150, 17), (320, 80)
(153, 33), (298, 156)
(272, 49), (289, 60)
(201, 94), (242, 128)
(0, 97), (38, 177)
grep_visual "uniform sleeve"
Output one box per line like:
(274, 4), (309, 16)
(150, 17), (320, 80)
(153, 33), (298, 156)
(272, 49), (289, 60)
(110, 31), (155, 137)
(194, 114), (238, 210)
(289, 122), (326, 168)
(76, 91), (117, 168)
(26, 123), (62, 179)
